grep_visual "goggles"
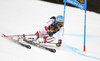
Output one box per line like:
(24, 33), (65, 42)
(56, 22), (63, 26)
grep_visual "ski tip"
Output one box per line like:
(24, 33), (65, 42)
(50, 49), (56, 53)
(2, 36), (4, 37)
(2, 35), (5, 37)
(53, 49), (56, 53)
(26, 45), (31, 49)
(1, 34), (6, 37)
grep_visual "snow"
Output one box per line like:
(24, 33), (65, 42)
(0, 0), (100, 61)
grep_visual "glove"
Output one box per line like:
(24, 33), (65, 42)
(47, 30), (53, 37)
(56, 39), (62, 47)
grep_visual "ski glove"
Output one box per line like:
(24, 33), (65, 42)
(56, 39), (62, 47)
(47, 30), (53, 37)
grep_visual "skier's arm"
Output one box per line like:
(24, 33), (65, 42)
(56, 27), (64, 47)
(44, 19), (54, 36)
(58, 27), (64, 40)
(44, 19), (53, 31)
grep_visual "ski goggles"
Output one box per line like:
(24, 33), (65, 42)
(56, 22), (63, 26)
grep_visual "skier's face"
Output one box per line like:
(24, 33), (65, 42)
(57, 24), (61, 27)
(56, 22), (63, 27)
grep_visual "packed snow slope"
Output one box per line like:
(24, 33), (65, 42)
(0, 0), (100, 61)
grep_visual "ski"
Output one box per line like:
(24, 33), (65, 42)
(2, 34), (31, 49)
(17, 41), (31, 49)
(2, 34), (56, 53)
(24, 40), (56, 53)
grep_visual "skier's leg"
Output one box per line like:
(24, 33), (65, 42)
(23, 35), (38, 41)
(43, 36), (55, 43)
(23, 31), (40, 41)
(23, 28), (46, 41)
(37, 28), (55, 43)
(35, 30), (41, 40)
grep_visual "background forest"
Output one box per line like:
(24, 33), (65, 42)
(41, 0), (100, 14)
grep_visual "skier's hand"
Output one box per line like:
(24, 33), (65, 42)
(47, 30), (53, 37)
(56, 39), (62, 47)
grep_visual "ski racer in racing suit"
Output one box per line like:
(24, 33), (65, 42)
(24, 15), (64, 47)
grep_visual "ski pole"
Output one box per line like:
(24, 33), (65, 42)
(2, 34), (48, 37)
(46, 42), (57, 44)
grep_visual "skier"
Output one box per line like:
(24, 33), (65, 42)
(24, 15), (64, 47)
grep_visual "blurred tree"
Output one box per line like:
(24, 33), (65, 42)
(56, 0), (63, 4)
(41, 0), (100, 13)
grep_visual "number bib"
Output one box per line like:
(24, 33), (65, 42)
(49, 24), (62, 34)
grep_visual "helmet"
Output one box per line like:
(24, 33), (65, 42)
(56, 15), (64, 23)
(56, 15), (64, 26)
